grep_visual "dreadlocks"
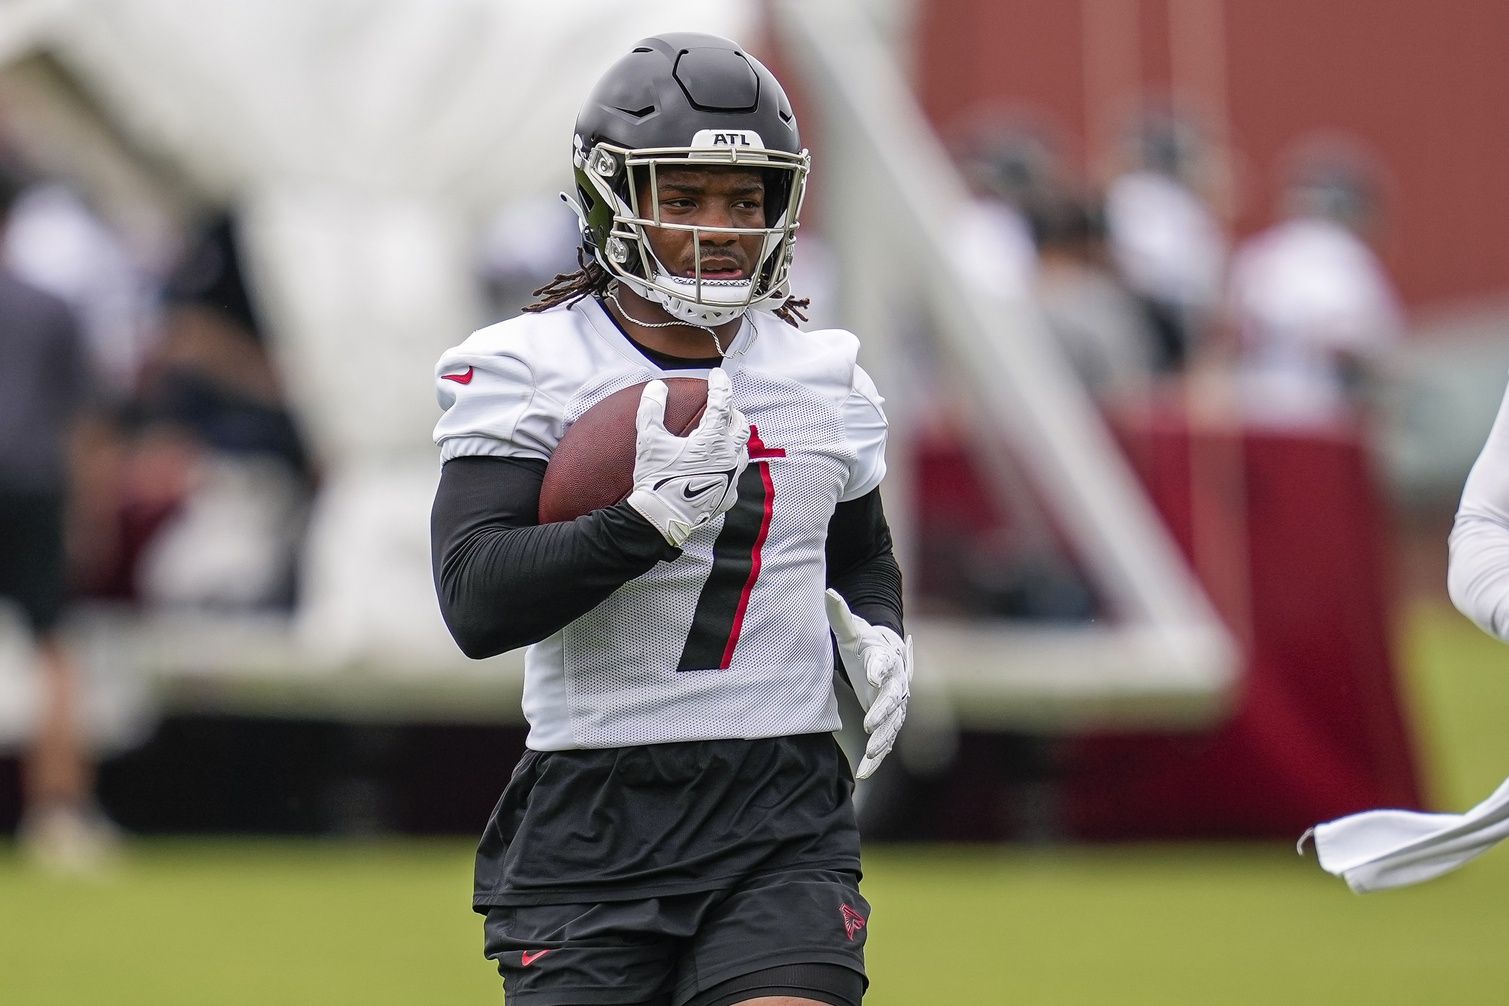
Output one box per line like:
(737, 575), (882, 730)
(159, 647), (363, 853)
(772, 296), (810, 327)
(525, 250), (814, 329)
(522, 247), (611, 315)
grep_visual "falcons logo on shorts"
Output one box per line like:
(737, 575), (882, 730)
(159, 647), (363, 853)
(840, 903), (867, 941)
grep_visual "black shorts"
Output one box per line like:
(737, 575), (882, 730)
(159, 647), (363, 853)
(475, 734), (869, 1004)
(0, 489), (68, 634)
(482, 868), (868, 1005)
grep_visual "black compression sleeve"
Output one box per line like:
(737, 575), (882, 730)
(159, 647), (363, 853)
(824, 488), (904, 635)
(431, 455), (677, 658)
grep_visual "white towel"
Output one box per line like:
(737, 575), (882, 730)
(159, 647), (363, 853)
(1300, 774), (1509, 893)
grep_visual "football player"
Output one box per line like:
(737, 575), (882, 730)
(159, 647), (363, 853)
(430, 33), (911, 1006)
(1305, 370), (1509, 892)
(1449, 374), (1509, 642)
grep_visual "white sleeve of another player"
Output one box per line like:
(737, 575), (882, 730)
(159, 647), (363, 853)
(840, 362), (889, 502)
(1448, 373), (1509, 642)
(432, 340), (564, 463)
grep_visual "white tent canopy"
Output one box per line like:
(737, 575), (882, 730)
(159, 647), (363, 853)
(2, 0), (759, 667)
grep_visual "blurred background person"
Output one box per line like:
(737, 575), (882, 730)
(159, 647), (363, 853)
(1224, 138), (1403, 430)
(1102, 106), (1229, 376)
(1027, 191), (1161, 408)
(950, 114), (1060, 297)
(3, 169), (162, 398)
(125, 213), (316, 612)
(0, 153), (119, 869)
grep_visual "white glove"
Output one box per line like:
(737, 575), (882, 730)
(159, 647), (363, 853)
(824, 588), (913, 779)
(627, 368), (751, 548)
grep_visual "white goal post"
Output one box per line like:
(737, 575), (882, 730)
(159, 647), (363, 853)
(769, 0), (1239, 729)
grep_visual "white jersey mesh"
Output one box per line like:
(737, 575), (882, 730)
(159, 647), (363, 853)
(562, 370), (852, 747)
(434, 299), (888, 750)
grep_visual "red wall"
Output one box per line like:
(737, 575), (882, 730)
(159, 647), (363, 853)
(913, 0), (1509, 312)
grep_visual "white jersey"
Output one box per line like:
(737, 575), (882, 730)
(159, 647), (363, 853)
(434, 298), (888, 750)
(1449, 372), (1509, 642)
(1227, 217), (1402, 426)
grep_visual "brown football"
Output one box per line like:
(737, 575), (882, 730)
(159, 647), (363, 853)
(537, 377), (709, 524)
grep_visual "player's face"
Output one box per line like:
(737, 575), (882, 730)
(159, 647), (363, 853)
(635, 166), (767, 281)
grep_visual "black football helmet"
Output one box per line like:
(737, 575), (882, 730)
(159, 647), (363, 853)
(567, 33), (810, 325)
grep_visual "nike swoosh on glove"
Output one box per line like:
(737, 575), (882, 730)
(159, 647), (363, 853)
(627, 368), (751, 548)
(824, 588), (914, 779)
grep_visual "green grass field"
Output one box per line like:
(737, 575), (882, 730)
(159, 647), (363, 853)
(4, 603), (1507, 1005)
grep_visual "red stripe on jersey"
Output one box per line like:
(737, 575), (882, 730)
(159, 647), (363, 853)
(748, 424), (786, 459)
(720, 461), (775, 668)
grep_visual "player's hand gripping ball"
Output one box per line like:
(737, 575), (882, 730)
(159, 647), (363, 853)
(625, 369), (751, 547)
(538, 376), (713, 524)
(538, 370), (751, 548)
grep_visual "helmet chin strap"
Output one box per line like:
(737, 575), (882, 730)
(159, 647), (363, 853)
(645, 274), (752, 327)
(615, 246), (758, 325)
(605, 285), (739, 357)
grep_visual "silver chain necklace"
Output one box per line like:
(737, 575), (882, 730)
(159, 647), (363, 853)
(605, 287), (738, 357)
